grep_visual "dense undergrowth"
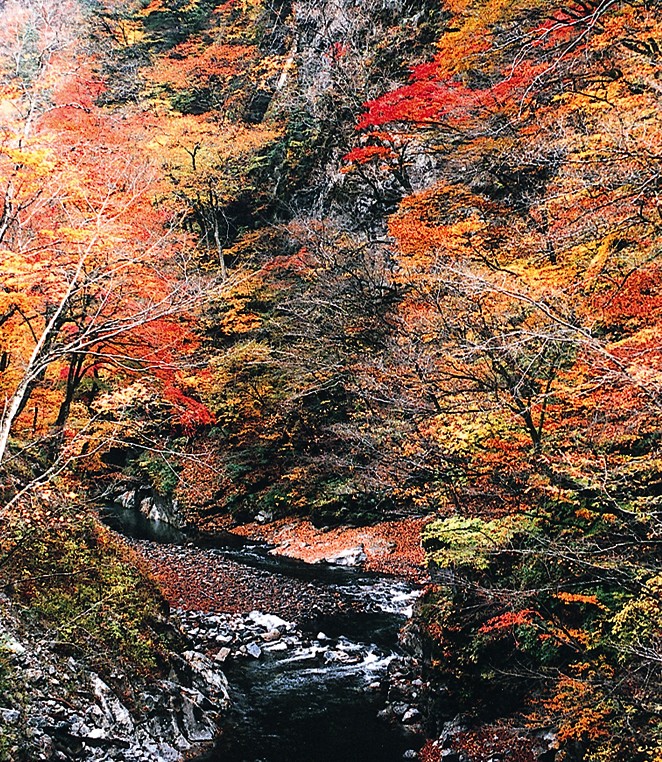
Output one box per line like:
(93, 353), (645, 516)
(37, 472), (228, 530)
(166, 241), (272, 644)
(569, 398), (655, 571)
(420, 506), (662, 760)
(0, 505), (178, 673)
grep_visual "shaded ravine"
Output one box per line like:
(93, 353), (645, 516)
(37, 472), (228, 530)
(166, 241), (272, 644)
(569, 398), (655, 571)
(102, 506), (425, 762)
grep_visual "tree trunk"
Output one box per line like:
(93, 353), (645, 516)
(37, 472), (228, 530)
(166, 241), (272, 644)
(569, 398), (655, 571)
(0, 260), (83, 466)
(55, 354), (86, 427)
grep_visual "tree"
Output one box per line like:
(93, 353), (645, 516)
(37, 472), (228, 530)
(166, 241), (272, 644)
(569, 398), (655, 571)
(150, 113), (281, 279)
(0, 0), (212, 474)
(340, 0), (662, 756)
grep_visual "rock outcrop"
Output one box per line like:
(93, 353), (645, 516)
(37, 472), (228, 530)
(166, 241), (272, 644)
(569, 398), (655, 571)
(114, 487), (187, 530)
(0, 595), (229, 762)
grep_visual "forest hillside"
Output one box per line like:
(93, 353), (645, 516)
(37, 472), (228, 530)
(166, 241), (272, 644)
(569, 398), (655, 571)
(0, 0), (660, 759)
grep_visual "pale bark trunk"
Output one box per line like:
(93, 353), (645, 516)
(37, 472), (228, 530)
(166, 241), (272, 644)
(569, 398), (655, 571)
(0, 259), (83, 466)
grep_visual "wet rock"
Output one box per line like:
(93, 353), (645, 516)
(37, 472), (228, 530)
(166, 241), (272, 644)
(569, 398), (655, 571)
(264, 641), (288, 652)
(392, 702), (409, 717)
(181, 651), (230, 703)
(0, 708), (20, 724)
(179, 688), (217, 743)
(323, 545), (367, 567)
(402, 708), (421, 724)
(114, 487), (187, 529)
(246, 643), (262, 659)
(438, 716), (468, 748)
(248, 611), (291, 630)
(323, 649), (361, 664)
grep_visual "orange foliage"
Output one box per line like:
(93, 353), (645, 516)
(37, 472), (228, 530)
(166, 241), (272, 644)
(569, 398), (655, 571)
(478, 609), (539, 635)
(148, 40), (257, 91)
(554, 591), (605, 609)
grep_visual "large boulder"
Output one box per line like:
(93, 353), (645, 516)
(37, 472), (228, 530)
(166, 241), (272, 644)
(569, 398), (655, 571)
(323, 545), (367, 567)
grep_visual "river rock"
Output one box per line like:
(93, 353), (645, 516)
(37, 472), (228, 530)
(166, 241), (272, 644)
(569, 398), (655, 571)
(264, 641), (288, 652)
(214, 648), (232, 663)
(0, 708), (20, 724)
(261, 629), (281, 642)
(438, 716), (469, 747)
(0, 598), (231, 762)
(323, 545), (367, 567)
(179, 688), (217, 742)
(246, 643), (262, 659)
(440, 752), (463, 762)
(255, 510), (273, 524)
(323, 649), (360, 664)
(402, 708), (421, 724)
(115, 490), (136, 510)
(248, 611), (291, 630)
(114, 487), (187, 529)
(181, 651), (231, 701)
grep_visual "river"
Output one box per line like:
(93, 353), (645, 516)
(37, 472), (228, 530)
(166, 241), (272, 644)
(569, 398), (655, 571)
(102, 505), (424, 762)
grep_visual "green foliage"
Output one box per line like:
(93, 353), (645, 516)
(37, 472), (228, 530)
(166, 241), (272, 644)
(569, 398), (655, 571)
(422, 514), (539, 571)
(141, 0), (223, 50)
(132, 451), (180, 497)
(420, 497), (662, 758)
(309, 483), (394, 527)
(0, 513), (178, 673)
(257, 109), (328, 213)
(610, 574), (662, 663)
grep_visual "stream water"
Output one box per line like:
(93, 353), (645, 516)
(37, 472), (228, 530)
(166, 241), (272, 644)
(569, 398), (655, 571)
(102, 506), (423, 762)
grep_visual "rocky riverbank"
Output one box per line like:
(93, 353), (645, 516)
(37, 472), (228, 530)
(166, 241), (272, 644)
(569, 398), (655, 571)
(0, 593), (230, 762)
(0, 504), (433, 762)
(221, 517), (430, 581)
(168, 596), (426, 762)
(172, 604), (426, 740)
(120, 526), (430, 762)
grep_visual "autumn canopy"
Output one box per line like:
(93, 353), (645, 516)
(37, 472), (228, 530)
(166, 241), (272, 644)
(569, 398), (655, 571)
(0, 0), (661, 758)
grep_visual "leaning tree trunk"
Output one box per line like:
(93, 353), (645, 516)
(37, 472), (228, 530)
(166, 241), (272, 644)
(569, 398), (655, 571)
(0, 260), (83, 467)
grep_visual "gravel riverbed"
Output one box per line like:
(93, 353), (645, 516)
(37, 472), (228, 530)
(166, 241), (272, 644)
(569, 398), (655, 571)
(127, 539), (363, 623)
